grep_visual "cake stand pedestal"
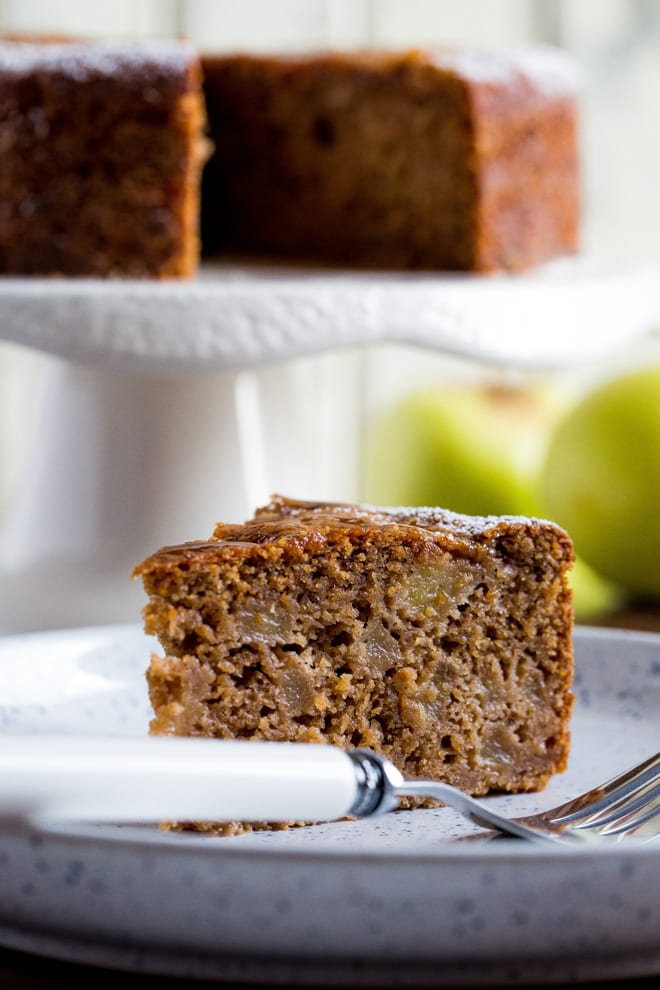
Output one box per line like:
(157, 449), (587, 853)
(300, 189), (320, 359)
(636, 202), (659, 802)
(0, 257), (657, 633)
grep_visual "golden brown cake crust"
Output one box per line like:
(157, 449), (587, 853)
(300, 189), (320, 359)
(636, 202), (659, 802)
(0, 38), (206, 277)
(134, 495), (575, 833)
(200, 46), (580, 271)
(136, 495), (574, 570)
(0, 41), (579, 277)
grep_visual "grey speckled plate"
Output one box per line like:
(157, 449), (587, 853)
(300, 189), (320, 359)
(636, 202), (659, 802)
(0, 622), (658, 987)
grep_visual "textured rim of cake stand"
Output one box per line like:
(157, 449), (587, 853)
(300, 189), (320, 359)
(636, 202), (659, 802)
(0, 256), (658, 375)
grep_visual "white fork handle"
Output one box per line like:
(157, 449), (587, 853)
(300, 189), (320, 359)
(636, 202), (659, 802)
(0, 735), (378, 824)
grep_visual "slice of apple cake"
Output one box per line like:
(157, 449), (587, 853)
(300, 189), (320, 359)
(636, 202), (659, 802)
(133, 495), (574, 824)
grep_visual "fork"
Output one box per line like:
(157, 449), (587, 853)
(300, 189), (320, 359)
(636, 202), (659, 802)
(0, 736), (658, 845)
(356, 748), (660, 845)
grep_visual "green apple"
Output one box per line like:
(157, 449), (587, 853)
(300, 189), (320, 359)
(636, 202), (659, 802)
(541, 365), (660, 598)
(568, 555), (626, 621)
(362, 378), (626, 620)
(362, 381), (558, 516)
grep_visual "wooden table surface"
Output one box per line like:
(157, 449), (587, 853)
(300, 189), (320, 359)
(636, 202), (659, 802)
(0, 949), (660, 990)
(1, 944), (659, 990)
(582, 606), (660, 634)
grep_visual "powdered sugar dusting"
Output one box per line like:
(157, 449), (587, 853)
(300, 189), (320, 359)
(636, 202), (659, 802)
(352, 501), (564, 541)
(259, 494), (562, 544)
(0, 38), (195, 81)
(432, 44), (582, 97)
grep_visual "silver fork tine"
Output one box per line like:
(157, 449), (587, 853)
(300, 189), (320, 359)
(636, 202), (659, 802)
(598, 801), (660, 838)
(579, 784), (660, 838)
(607, 809), (660, 841)
(572, 779), (660, 832)
(538, 751), (660, 826)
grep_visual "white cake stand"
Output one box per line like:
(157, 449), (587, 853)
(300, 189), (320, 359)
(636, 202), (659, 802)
(0, 256), (657, 633)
